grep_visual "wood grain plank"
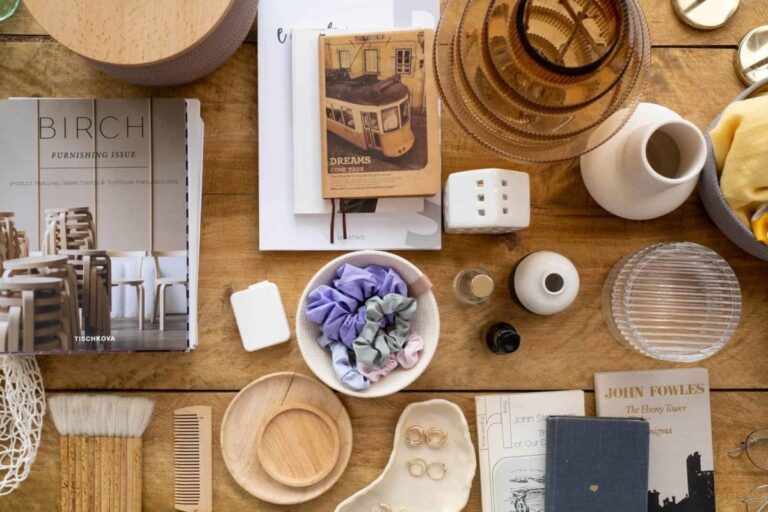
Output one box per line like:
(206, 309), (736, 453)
(641, 0), (768, 47)
(0, 42), (762, 391)
(0, 43), (746, 198)
(30, 190), (768, 392)
(0, 3), (258, 42)
(0, 3), (44, 36)
(2, 390), (766, 511)
(0, 42), (257, 196)
(3, 1), (768, 47)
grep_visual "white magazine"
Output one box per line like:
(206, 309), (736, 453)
(258, 0), (442, 251)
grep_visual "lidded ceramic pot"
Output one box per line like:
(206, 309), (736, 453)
(435, 0), (651, 162)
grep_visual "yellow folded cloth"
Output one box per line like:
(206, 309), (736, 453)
(710, 91), (768, 245)
(753, 205), (768, 244)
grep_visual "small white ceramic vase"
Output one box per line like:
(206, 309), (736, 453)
(581, 103), (707, 220)
(513, 251), (580, 316)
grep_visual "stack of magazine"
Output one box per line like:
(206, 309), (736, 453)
(258, 0), (442, 251)
(0, 98), (203, 353)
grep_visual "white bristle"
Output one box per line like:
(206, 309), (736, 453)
(48, 395), (155, 437)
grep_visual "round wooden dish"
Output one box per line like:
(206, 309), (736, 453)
(221, 372), (353, 505)
(256, 404), (340, 488)
(24, 0), (233, 66)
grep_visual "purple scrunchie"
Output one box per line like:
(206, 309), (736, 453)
(306, 264), (408, 348)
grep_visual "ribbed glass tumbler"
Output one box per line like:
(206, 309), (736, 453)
(603, 242), (742, 362)
(435, 0), (651, 163)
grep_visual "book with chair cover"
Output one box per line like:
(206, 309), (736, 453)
(0, 98), (203, 353)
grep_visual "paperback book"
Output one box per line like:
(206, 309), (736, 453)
(595, 369), (716, 512)
(319, 29), (441, 199)
(291, 27), (423, 216)
(0, 98), (203, 353)
(475, 391), (585, 512)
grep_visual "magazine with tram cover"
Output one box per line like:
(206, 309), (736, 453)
(319, 28), (441, 200)
(291, 27), (424, 215)
(0, 98), (203, 354)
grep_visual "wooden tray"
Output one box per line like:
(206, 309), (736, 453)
(221, 372), (352, 505)
(257, 403), (340, 487)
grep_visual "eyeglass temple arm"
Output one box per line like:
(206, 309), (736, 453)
(729, 442), (747, 458)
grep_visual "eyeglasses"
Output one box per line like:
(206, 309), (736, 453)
(742, 484), (768, 512)
(730, 429), (768, 470)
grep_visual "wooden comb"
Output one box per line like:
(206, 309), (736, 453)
(174, 406), (212, 512)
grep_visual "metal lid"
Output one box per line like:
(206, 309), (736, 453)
(470, 274), (495, 298)
(737, 25), (768, 86)
(673, 0), (739, 30)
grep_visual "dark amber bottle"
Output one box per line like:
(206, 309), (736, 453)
(484, 322), (521, 355)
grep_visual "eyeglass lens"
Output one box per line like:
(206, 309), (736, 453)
(744, 485), (768, 512)
(747, 430), (768, 471)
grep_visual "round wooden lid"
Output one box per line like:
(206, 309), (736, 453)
(24, 0), (235, 66)
(256, 404), (340, 488)
(220, 372), (353, 505)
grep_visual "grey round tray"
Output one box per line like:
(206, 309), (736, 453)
(699, 78), (768, 261)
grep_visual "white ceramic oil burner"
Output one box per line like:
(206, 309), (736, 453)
(512, 251), (580, 316)
(581, 103), (707, 221)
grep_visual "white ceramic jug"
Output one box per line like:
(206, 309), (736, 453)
(581, 103), (707, 221)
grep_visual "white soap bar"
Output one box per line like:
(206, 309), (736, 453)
(231, 281), (291, 352)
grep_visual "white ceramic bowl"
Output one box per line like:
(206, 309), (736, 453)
(296, 251), (440, 398)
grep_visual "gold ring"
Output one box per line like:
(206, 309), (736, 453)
(426, 427), (447, 449)
(407, 458), (427, 477)
(405, 426), (425, 447)
(427, 462), (447, 481)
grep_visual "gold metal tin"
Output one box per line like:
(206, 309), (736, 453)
(673, 0), (739, 31)
(736, 25), (768, 86)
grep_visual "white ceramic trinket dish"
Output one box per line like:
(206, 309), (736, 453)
(335, 399), (476, 512)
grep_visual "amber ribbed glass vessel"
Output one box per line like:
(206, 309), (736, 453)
(435, 0), (651, 162)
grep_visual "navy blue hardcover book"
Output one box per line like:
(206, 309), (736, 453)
(545, 416), (650, 512)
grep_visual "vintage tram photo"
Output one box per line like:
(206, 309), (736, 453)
(321, 31), (431, 174)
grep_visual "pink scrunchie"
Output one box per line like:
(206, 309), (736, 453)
(357, 333), (425, 382)
(397, 332), (425, 369)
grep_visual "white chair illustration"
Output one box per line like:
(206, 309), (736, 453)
(108, 251), (147, 331)
(150, 251), (188, 331)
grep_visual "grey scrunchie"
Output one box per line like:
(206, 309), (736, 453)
(353, 293), (417, 369)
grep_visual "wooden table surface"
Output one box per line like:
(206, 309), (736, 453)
(1, 2), (768, 511)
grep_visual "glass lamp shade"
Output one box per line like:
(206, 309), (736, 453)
(435, 0), (651, 163)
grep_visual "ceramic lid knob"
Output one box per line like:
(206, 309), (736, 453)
(673, 0), (739, 30)
(513, 252), (580, 316)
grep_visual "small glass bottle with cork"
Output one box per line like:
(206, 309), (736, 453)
(453, 268), (495, 305)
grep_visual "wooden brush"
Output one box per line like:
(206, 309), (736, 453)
(48, 394), (155, 512)
(174, 406), (212, 512)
